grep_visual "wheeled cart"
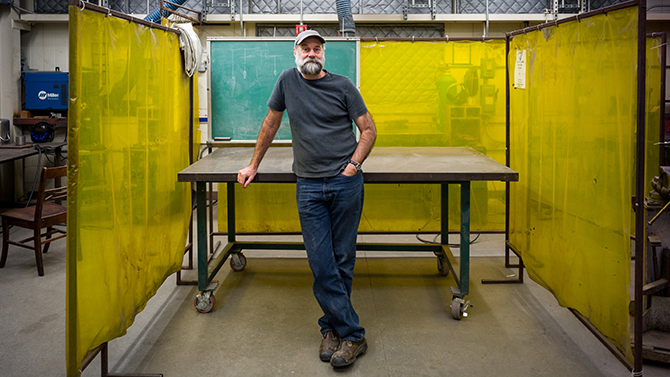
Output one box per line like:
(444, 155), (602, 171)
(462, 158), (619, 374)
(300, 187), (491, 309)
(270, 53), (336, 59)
(178, 146), (518, 320)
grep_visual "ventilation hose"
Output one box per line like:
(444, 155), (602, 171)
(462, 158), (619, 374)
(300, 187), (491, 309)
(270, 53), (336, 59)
(335, 0), (355, 37)
(144, 0), (189, 23)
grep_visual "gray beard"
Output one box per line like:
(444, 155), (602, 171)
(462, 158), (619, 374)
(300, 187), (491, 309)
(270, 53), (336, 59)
(296, 56), (325, 76)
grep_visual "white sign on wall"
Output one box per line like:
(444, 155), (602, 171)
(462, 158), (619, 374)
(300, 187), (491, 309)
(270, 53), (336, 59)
(514, 50), (526, 90)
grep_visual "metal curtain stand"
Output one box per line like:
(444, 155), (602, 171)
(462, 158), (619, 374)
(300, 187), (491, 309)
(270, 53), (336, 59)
(177, 75), (198, 286)
(79, 342), (162, 377)
(67, 1), (183, 376)
(633, 2), (647, 375)
(481, 34), (525, 286)
(480, 242), (525, 285)
(176, 217), (197, 285)
(498, 1), (648, 374)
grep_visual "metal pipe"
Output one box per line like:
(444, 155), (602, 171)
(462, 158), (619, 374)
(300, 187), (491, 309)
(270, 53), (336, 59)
(211, 230), (507, 236)
(359, 37), (506, 42)
(189, 76), (194, 166)
(507, 0), (639, 37)
(485, 0), (489, 38)
(240, 0), (244, 36)
(659, 33), (667, 167)
(505, 33), (511, 266)
(69, 0), (180, 34)
(647, 4), (670, 10)
(633, 0), (647, 375)
(570, 309), (633, 370)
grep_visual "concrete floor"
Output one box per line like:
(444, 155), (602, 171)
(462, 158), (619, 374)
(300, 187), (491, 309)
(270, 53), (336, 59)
(1, 228), (669, 377)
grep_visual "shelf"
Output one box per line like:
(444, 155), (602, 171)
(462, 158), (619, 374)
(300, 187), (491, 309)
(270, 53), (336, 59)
(13, 118), (68, 128)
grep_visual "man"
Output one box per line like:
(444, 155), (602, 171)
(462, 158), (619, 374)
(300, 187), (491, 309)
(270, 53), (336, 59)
(237, 30), (377, 368)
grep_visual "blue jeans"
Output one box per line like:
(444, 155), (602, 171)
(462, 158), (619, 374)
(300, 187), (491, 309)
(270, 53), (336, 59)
(296, 171), (365, 342)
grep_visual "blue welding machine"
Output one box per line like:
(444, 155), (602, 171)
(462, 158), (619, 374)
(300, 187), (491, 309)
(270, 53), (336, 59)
(23, 71), (68, 111)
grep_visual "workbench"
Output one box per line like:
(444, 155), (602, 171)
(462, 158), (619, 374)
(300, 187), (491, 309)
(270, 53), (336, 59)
(178, 146), (518, 319)
(1, 141), (68, 191)
(0, 141), (67, 164)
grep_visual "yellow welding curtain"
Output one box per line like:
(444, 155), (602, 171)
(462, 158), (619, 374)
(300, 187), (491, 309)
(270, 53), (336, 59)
(67, 7), (192, 375)
(218, 40), (507, 233)
(508, 6), (652, 361)
(646, 37), (662, 196)
(360, 40), (507, 232)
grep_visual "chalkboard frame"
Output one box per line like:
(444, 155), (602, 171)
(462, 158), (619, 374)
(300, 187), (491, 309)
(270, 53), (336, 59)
(207, 37), (360, 142)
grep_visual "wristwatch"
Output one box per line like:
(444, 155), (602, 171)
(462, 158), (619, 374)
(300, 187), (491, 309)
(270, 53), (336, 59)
(348, 160), (362, 172)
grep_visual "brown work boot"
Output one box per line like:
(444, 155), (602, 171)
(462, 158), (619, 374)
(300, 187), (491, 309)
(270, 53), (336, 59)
(319, 331), (339, 362)
(330, 338), (368, 367)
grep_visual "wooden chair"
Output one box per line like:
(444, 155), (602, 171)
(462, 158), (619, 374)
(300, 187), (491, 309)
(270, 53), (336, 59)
(1, 166), (67, 276)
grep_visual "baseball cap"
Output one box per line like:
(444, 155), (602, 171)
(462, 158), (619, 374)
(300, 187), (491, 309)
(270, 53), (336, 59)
(295, 30), (326, 47)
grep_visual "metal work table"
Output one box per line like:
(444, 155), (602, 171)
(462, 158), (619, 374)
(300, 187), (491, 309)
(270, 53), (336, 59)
(0, 141), (67, 164)
(178, 146), (519, 319)
(0, 146), (41, 164)
(1, 141), (68, 190)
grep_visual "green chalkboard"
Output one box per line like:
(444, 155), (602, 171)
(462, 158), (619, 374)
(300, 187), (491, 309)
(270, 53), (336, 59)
(209, 38), (358, 140)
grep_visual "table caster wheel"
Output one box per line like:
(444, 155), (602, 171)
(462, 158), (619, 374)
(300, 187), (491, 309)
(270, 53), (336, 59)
(451, 297), (468, 320)
(230, 253), (247, 272)
(194, 292), (215, 313)
(437, 256), (449, 276)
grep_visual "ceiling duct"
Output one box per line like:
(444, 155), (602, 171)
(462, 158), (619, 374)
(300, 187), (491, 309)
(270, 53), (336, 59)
(335, 0), (355, 37)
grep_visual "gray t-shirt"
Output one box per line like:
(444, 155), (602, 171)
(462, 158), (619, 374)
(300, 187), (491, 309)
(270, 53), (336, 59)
(268, 68), (368, 178)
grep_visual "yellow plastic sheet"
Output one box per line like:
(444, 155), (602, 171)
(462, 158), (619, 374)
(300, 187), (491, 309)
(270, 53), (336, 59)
(508, 6), (645, 360)
(646, 37), (662, 196)
(67, 7), (193, 374)
(218, 40), (507, 233)
(361, 40), (507, 232)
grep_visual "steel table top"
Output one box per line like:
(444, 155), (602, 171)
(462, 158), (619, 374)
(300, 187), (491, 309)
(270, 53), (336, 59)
(178, 146), (518, 184)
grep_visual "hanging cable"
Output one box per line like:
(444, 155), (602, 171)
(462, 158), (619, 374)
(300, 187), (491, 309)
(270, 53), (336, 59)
(24, 146), (43, 207)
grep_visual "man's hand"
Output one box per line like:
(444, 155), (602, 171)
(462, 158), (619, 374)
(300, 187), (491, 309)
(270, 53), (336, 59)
(238, 165), (257, 188)
(341, 163), (358, 176)
(237, 108), (284, 188)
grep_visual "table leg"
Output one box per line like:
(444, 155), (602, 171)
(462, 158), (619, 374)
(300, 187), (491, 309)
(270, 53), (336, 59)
(228, 182), (236, 243)
(460, 182), (470, 297)
(226, 179), (248, 272)
(55, 145), (62, 188)
(208, 182), (215, 258)
(448, 182), (471, 320)
(438, 184), (453, 278)
(441, 184), (449, 246)
(193, 181), (219, 313)
(196, 182), (208, 292)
